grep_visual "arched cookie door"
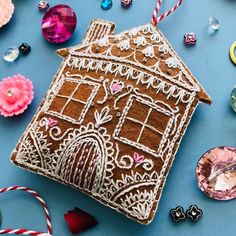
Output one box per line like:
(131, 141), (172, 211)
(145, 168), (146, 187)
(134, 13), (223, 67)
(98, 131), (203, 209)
(55, 123), (114, 195)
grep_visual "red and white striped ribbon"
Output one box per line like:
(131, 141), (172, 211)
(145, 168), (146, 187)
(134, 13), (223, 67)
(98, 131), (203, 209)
(0, 186), (52, 236)
(152, 0), (183, 26)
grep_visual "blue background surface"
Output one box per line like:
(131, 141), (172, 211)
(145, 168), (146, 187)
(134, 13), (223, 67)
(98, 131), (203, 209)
(0, 0), (236, 235)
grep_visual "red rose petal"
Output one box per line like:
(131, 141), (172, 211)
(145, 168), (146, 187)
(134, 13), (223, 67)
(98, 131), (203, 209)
(64, 207), (97, 234)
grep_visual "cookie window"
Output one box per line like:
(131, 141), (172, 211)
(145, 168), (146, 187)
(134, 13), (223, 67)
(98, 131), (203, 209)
(114, 95), (173, 158)
(47, 78), (99, 124)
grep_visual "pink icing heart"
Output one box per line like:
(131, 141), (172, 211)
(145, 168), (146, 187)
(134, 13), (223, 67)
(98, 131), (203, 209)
(47, 118), (58, 128)
(133, 152), (144, 164)
(111, 81), (123, 94)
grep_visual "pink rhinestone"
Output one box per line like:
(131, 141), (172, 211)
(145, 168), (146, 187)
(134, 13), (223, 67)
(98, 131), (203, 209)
(121, 0), (132, 8)
(196, 146), (236, 200)
(41, 4), (77, 44)
(184, 32), (197, 46)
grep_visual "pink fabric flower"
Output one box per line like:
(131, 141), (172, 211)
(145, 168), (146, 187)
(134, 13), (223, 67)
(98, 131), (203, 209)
(0, 74), (34, 117)
(0, 0), (14, 28)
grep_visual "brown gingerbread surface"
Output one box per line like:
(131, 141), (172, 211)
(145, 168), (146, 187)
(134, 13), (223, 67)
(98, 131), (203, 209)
(11, 19), (212, 224)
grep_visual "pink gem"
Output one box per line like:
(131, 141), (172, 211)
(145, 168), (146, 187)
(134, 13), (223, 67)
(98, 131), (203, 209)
(184, 32), (197, 46)
(196, 146), (236, 200)
(121, 0), (132, 8)
(41, 4), (77, 44)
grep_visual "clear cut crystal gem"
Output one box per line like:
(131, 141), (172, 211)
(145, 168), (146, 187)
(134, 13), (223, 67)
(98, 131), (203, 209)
(196, 146), (236, 200)
(3, 47), (20, 62)
(208, 17), (220, 31)
(231, 87), (236, 112)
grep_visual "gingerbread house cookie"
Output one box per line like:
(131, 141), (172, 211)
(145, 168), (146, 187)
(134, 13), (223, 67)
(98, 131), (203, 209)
(11, 19), (212, 224)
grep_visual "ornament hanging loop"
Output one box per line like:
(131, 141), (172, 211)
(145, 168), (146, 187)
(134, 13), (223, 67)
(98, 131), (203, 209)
(0, 186), (52, 236)
(152, 0), (183, 26)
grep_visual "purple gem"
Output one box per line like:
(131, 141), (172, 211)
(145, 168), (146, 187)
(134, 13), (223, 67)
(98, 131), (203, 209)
(121, 0), (132, 8)
(38, 0), (49, 12)
(184, 32), (197, 46)
(41, 4), (77, 44)
(196, 146), (236, 200)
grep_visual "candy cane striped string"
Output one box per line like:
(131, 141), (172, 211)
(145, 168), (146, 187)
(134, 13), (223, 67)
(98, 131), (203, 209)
(152, 0), (183, 26)
(0, 186), (52, 236)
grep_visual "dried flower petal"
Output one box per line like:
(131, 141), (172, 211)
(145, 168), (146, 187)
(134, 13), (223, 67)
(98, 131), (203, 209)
(64, 207), (97, 234)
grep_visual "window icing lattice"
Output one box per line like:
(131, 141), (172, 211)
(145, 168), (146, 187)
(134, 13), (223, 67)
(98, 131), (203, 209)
(46, 77), (100, 124)
(114, 95), (173, 159)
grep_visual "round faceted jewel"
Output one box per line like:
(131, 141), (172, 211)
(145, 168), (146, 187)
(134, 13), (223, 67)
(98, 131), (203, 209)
(101, 0), (113, 10)
(3, 47), (19, 62)
(209, 17), (220, 31)
(41, 4), (77, 44)
(196, 146), (236, 200)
